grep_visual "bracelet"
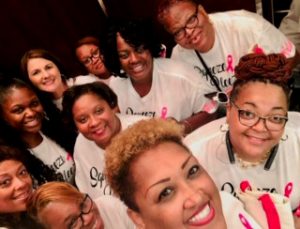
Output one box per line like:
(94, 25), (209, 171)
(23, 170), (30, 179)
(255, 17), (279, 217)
(182, 120), (193, 134)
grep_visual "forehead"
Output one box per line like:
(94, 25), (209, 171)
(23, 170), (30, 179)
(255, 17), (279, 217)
(131, 142), (190, 186)
(72, 93), (108, 113)
(76, 44), (98, 56)
(163, 2), (196, 30)
(0, 160), (23, 175)
(3, 87), (35, 104)
(235, 81), (288, 109)
(27, 57), (54, 69)
(39, 201), (79, 227)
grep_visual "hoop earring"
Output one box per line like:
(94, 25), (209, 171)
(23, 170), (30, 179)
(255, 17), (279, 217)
(281, 134), (288, 141)
(43, 111), (49, 121)
(220, 122), (229, 132)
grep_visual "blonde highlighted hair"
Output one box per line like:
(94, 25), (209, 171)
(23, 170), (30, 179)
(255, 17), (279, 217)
(105, 118), (185, 211)
(27, 182), (84, 221)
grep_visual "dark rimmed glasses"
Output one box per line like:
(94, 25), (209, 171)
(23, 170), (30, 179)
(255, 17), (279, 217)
(68, 194), (93, 229)
(82, 48), (100, 66)
(173, 6), (199, 40)
(231, 102), (288, 131)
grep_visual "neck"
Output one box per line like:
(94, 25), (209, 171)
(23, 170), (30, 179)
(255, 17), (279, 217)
(22, 132), (43, 148)
(97, 70), (111, 80)
(131, 77), (152, 97)
(53, 82), (67, 99)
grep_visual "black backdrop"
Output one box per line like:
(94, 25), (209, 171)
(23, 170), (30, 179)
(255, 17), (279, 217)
(0, 0), (255, 78)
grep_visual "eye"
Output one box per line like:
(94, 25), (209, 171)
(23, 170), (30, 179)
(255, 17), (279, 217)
(45, 64), (53, 70)
(118, 52), (129, 60)
(173, 29), (184, 39)
(95, 107), (104, 115)
(158, 187), (173, 202)
(19, 167), (29, 177)
(31, 70), (40, 76)
(0, 178), (11, 188)
(135, 46), (145, 54)
(239, 110), (256, 120)
(30, 99), (40, 107)
(268, 115), (287, 124)
(12, 106), (24, 114)
(76, 116), (87, 124)
(188, 165), (200, 178)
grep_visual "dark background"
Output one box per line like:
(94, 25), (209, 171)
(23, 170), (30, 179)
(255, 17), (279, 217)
(0, 0), (261, 78)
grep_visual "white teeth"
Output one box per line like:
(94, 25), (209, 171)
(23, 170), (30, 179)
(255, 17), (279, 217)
(132, 64), (143, 72)
(189, 204), (210, 223)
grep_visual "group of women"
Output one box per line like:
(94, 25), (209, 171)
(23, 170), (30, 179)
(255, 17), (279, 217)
(1, 0), (300, 228)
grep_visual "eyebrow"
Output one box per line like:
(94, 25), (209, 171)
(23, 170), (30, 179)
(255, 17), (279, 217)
(145, 154), (192, 197)
(242, 102), (286, 111)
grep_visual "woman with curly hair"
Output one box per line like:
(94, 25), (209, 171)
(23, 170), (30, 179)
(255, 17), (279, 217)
(185, 53), (300, 225)
(105, 118), (261, 228)
(0, 143), (60, 228)
(105, 19), (216, 135)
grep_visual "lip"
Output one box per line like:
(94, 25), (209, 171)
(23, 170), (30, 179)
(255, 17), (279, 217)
(246, 134), (269, 145)
(186, 202), (215, 227)
(130, 63), (145, 74)
(24, 117), (41, 128)
(42, 77), (55, 86)
(13, 189), (31, 202)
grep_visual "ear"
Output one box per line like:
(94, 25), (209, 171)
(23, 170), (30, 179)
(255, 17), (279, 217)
(226, 103), (231, 123)
(127, 208), (146, 229)
(112, 104), (120, 113)
(198, 4), (209, 19)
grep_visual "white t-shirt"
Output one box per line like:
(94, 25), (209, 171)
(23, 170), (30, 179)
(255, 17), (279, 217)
(109, 58), (211, 120)
(74, 114), (145, 199)
(53, 74), (100, 110)
(28, 133), (75, 183)
(221, 191), (262, 228)
(95, 196), (135, 229)
(172, 10), (296, 93)
(185, 112), (300, 210)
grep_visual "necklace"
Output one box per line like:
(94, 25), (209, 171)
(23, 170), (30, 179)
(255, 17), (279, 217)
(235, 151), (271, 169)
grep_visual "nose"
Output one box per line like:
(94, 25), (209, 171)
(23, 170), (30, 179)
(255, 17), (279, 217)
(129, 52), (139, 64)
(14, 177), (27, 191)
(182, 184), (203, 209)
(252, 117), (268, 131)
(24, 108), (36, 118)
(42, 69), (51, 79)
(81, 210), (94, 227)
(185, 27), (194, 37)
(88, 115), (99, 128)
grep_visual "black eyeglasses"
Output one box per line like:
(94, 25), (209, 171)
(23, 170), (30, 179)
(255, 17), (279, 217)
(68, 194), (93, 229)
(82, 48), (100, 66)
(231, 102), (288, 131)
(173, 6), (199, 40)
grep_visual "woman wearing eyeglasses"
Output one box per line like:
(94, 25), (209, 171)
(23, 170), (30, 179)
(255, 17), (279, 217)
(27, 182), (134, 229)
(75, 36), (112, 84)
(185, 53), (300, 225)
(21, 49), (100, 110)
(157, 0), (297, 96)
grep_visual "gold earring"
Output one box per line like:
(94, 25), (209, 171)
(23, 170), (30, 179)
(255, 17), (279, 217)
(220, 122), (228, 132)
(281, 134), (288, 141)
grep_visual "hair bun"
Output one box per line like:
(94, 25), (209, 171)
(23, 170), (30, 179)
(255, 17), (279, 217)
(235, 53), (292, 83)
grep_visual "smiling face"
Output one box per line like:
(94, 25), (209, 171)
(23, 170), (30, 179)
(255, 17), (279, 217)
(38, 199), (104, 229)
(1, 87), (43, 135)
(128, 142), (226, 229)
(72, 93), (120, 148)
(116, 33), (153, 84)
(162, 2), (214, 52)
(27, 58), (65, 97)
(76, 44), (109, 79)
(0, 160), (33, 213)
(227, 82), (288, 161)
